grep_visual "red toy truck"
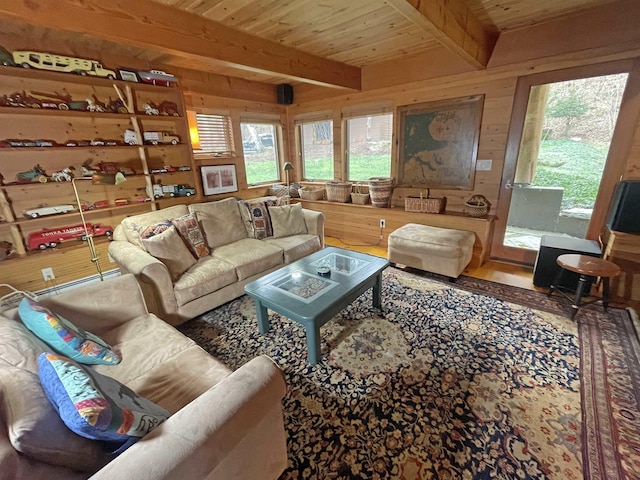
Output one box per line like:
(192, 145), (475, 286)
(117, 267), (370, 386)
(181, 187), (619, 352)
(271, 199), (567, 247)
(28, 223), (113, 250)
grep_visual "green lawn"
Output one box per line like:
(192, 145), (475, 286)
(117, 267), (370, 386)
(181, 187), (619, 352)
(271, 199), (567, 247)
(533, 139), (608, 209)
(303, 154), (391, 181)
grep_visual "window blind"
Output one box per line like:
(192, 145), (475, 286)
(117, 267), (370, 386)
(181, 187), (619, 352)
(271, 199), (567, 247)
(194, 113), (234, 155)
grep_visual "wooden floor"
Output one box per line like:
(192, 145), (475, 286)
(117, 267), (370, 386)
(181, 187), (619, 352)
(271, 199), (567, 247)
(324, 236), (538, 291)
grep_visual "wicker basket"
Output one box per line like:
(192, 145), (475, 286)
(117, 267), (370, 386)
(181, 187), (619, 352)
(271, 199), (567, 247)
(405, 189), (446, 214)
(368, 177), (393, 208)
(350, 183), (370, 204)
(465, 194), (489, 217)
(326, 181), (353, 203)
(298, 186), (325, 200)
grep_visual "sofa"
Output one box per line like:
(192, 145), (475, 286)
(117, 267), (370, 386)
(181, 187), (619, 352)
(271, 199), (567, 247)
(109, 197), (325, 326)
(0, 273), (288, 480)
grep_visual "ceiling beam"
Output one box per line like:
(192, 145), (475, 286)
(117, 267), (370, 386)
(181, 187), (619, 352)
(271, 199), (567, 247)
(386, 0), (497, 69)
(0, 0), (361, 90)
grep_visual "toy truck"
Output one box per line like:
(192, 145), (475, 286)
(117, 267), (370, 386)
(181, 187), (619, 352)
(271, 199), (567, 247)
(148, 183), (196, 199)
(124, 129), (180, 145)
(28, 223), (113, 250)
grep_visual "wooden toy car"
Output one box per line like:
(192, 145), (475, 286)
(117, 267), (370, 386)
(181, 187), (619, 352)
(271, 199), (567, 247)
(28, 223), (113, 250)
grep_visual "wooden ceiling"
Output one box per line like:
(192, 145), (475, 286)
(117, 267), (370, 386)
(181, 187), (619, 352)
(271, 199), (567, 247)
(0, 0), (628, 90)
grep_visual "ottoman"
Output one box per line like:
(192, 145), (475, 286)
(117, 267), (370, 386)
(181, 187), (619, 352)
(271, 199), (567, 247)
(388, 223), (475, 280)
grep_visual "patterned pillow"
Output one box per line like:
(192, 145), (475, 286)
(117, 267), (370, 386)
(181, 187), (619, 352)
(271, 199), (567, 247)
(171, 212), (209, 258)
(38, 353), (170, 450)
(18, 298), (120, 366)
(241, 197), (286, 240)
(138, 220), (173, 240)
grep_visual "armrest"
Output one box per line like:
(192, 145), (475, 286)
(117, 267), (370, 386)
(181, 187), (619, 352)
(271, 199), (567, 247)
(302, 208), (325, 248)
(108, 241), (179, 321)
(89, 355), (288, 480)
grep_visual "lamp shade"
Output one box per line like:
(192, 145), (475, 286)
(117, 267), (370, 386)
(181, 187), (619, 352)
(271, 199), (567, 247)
(283, 162), (294, 171)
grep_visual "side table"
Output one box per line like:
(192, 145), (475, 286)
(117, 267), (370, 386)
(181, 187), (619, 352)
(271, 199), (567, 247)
(548, 254), (621, 319)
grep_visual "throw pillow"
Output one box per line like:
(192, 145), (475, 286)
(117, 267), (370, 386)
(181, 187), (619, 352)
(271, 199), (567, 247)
(138, 220), (173, 240)
(120, 204), (189, 248)
(241, 198), (279, 239)
(38, 353), (170, 450)
(141, 226), (197, 281)
(171, 212), (209, 258)
(269, 203), (308, 238)
(0, 367), (112, 472)
(18, 298), (121, 366)
(189, 197), (248, 249)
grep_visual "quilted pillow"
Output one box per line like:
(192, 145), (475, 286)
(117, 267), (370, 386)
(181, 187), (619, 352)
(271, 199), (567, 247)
(268, 203), (308, 238)
(138, 220), (173, 240)
(18, 298), (120, 365)
(241, 198), (278, 239)
(0, 367), (112, 472)
(171, 212), (209, 258)
(141, 226), (196, 281)
(38, 353), (170, 450)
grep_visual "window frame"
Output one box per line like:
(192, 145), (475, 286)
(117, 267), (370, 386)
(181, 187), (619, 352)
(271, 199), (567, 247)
(344, 110), (394, 182)
(295, 112), (335, 181)
(240, 118), (283, 186)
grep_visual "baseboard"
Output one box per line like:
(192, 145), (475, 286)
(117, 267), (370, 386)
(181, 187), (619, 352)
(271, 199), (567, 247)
(36, 269), (121, 297)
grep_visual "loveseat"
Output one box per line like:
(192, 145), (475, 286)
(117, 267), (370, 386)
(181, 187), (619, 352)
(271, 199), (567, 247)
(0, 273), (288, 480)
(109, 196), (325, 325)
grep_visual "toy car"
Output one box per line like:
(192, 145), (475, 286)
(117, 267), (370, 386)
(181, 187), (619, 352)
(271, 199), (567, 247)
(27, 223), (113, 250)
(23, 204), (75, 218)
(16, 165), (48, 183)
(137, 69), (178, 87)
(114, 198), (129, 206)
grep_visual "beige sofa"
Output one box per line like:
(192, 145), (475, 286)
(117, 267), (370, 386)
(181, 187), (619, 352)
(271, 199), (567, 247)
(109, 197), (324, 325)
(0, 274), (288, 480)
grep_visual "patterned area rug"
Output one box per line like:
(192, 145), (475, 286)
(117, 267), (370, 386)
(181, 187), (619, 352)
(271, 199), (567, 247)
(180, 267), (640, 479)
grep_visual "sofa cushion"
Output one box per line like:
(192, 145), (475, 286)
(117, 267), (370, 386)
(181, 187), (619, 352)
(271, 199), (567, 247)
(138, 221), (172, 240)
(212, 238), (283, 280)
(0, 321), (50, 372)
(120, 204), (189, 248)
(189, 198), (248, 249)
(38, 353), (170, 448)
(141, 226), (197, 281)
(264, 234), (322, 263)
(269, 203), (308, 238)
(171, 212), (210, 258)
(18, 298), (121, 366)
(172, 257), (238, 306)
(240, 198), (278, 239)
(0, 367), (111, 472)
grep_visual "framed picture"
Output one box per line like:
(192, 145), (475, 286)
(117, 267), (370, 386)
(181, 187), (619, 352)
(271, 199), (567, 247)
(200, 165), (238, 195)
(397, 95), (484, 190)
(118, 69), (139, 82)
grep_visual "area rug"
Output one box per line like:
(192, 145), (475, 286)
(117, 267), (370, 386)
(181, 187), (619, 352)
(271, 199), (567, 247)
(180, 267), (640, 480)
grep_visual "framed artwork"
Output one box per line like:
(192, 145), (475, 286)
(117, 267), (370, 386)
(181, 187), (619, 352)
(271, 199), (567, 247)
(118, 69), (139, 82)
(397, 94), (484, 190)
(200, 165), (238, 195)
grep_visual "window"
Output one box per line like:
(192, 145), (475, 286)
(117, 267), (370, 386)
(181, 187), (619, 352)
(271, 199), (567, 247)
(241, 121), (280, 185)
(346, 113), (393, 181)
(193, 113), (234, 156)
(299, 119), (334, 180)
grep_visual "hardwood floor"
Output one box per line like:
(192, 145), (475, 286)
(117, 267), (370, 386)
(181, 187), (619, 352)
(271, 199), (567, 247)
(324, 236), (538, 291)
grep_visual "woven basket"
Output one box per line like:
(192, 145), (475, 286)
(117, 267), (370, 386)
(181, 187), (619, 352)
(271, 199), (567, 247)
(368, 177), (393, 208)
(326, 181), (353, 203)
(298, 186), (325, 200)
(405, 189), (446, 214)
(350, 184), (370, 205)
(465, 194), (489, 217)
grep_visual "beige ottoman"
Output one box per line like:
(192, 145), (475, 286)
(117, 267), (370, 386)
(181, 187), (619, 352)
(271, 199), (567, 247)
(388, 223), (475, 280)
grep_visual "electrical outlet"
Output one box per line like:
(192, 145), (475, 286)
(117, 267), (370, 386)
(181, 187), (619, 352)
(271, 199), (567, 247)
(41, 267), (55, 281)
(380, 219), (386, 228)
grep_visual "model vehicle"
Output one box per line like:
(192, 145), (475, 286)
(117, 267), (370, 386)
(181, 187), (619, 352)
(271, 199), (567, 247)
(141, 101), (179, 116)
(148, 183), (195, 198)
(114, 198), (129, 206)
(27, 223), (113, 250)
(0, 45), (15, 66)
(93, 199), (110, 209)
(6, 139), (36, 148)
(137, 69), (178, 87)
(34, 139), (56, 147)
(65, 139), (92, 147)
(16, 165), (48, 183)
(23, 203), (75, 218)
(13, 51), (116, 79)
(50, 167), (75, 182)
(124, 129), (180, 145)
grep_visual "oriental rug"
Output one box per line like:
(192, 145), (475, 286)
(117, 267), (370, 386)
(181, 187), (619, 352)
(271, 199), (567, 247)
(181, 267), (640, 480)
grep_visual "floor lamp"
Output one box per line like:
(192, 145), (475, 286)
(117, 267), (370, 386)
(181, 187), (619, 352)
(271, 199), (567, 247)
(72, 172), (126, 281)
(283, 162), (294, 204)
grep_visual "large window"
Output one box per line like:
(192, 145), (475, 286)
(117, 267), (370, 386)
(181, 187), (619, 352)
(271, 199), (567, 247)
(241, 121), (280, 185)
(346, 113), (393, 181)
(299, 119), (334, 180)
(193, 113), (234, 156)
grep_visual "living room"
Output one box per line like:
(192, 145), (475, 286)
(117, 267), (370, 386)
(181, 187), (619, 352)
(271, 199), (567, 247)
(0, 1), (639, 479)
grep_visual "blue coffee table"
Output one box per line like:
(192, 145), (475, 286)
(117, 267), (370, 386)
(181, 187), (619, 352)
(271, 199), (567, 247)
(244, 247), (389, 364)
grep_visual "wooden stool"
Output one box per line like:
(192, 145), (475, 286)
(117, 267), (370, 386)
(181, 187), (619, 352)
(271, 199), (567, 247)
(548, 254), (621, 319)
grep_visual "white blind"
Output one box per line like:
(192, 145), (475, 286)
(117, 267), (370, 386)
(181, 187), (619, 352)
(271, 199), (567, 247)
(194, 113), (234, 155)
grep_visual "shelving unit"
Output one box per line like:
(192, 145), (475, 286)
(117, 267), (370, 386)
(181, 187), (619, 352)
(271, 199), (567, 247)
(0, 65), (198, 288)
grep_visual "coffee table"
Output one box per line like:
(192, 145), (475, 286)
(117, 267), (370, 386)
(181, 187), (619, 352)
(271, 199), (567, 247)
(244, 247), (389, 364)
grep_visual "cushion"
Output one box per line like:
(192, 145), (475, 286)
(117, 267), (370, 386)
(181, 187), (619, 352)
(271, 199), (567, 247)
(240, 198), (280, 239)
(171, 212), (209, 258)
(18, 298), (120, 365)
(0, 367), (112, 472)
(189, 197), (248, 249)
(141, 226), (197, 281)
(38, 353), (170, 449)
(269, 203), (308, 238)
(120, 204), (189, 248)
(138, 220), (173, 240)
